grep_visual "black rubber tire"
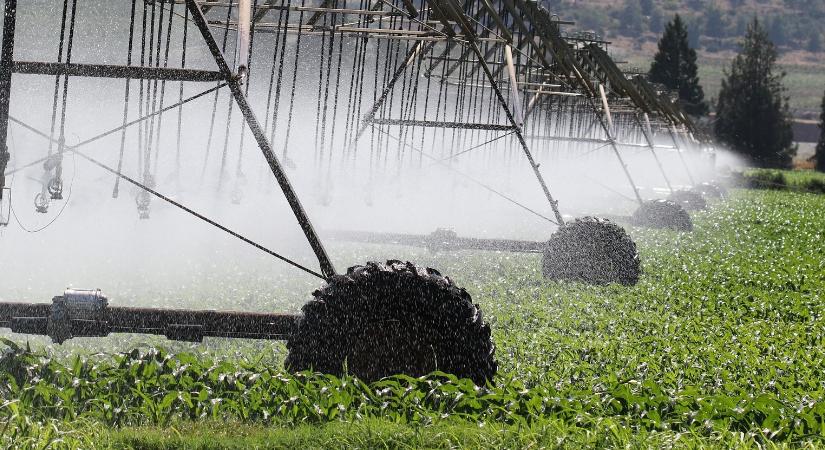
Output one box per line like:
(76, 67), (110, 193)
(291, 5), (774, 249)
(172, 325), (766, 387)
(632, 199), (693, 231)
(667, 189), (707, 211)
(542, 217), (641, 286)
(285, 260), (497, 385)
(691, 182), (727, 200)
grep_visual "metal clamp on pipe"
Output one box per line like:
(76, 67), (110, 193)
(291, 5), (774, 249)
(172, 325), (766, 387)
(47, 289), (110, 344)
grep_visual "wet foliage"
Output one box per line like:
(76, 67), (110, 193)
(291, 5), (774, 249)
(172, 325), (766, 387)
(739, 168), (825, 194)
(1, 189), (825, 446)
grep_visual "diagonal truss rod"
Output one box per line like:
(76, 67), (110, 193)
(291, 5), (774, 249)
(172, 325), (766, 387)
(184, 0), (336, 278)
(594, 85), (643, 205)
(637, 112), (673, 193)
(468, 40), (564, 225)
(432, 0), (564, 224)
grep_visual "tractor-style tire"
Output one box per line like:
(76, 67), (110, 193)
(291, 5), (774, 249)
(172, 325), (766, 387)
(668, 189), (707, 211)
(632, 199), (693, 231)
(542, 217), (641, 286)
(691, 182), (727, 200)
(285, 260), (497, 385)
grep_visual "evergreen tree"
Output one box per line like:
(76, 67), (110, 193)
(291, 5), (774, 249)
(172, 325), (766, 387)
(649, 15), (709, 116)
(714, 18), (796, 168)
(816, 91), (825, 172)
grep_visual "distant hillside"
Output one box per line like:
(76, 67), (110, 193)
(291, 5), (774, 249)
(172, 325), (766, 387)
(547, 0), (825, 55)
(544, 1), (825, 118)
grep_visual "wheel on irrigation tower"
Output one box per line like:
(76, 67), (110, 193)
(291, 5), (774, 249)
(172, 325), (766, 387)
(632, 199), (693, 231)
(667, 189), (707, 211)
(691, 182), (728, 200)
(285, 260), (497, 385)
(542, 217), (641, 286)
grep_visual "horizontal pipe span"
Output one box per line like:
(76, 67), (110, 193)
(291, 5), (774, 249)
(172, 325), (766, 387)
(0, 302), (52, 326)
(370, 118), (516, 131)
(12, 61), (225, 82)
(0, 302), (299, 341)
(327, 230), (547, 254)
(105, 306), (299, 337)
(525, 134), (677, 150)
(210, 22), (505, 42)
(179, 2), (404, 16)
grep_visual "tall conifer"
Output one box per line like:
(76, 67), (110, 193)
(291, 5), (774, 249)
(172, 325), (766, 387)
(714, 18), (795, 168)
(649, 15), (709, 116)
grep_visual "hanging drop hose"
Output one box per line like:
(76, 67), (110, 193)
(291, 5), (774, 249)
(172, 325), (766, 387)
(372, 125), (558, 226)
(341, 1), (365, 158)
(316, 13), (337, 205)
(281, 0), (306, 163)
(267, 0), (291, 148)
(38, 0), (71, 212)
(216, 76), (234, 191)
(201, 1), (234, 182)
(81, 150), (325, 280)
(324, 16), (345, 189)
(136, 1), (147, 183)
(113, 0), (138, 199)
(7, 84), (227, 177)
(262, 0), (285, 142)
(312, 14), (328, 168)
(136, 0), (159, 219)
(150, 1), (176, 178)
(51, 0), (79, 202)
(175, 6), (189, 189)
(231, 0), (259, 204)
(9, 114), (322, 280)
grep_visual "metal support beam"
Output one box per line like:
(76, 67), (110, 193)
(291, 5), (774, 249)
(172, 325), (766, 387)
(0, 0), (17, 200)
(185, 0), (337, 278)
(11, 61), (225, 82)
(370, 118), (515, 131)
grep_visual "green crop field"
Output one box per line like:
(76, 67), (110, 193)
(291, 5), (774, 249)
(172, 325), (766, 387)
(2, 178), (825, 449)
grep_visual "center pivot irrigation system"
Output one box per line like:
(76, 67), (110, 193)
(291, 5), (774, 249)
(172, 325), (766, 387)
(0, 0), (722, 383)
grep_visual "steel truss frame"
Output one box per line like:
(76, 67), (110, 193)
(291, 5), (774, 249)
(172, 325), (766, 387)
(0, 0), (711, 344)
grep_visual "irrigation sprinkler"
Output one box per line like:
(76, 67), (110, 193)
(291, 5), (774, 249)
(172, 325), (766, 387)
(0, 0), (723, 382)
(0, 0), (502, 384)
(630, 75), (727, 200)
(570, 42), (698, 230)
